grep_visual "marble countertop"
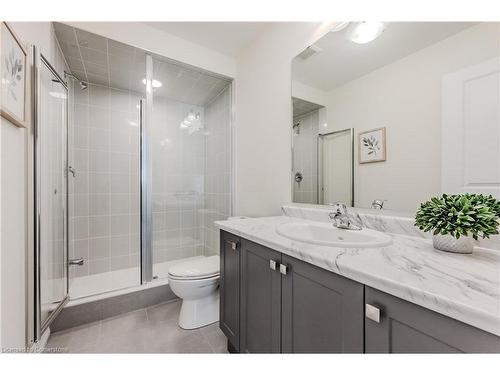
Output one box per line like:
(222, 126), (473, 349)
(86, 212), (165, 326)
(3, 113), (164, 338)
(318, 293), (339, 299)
(215, 215), (500, 337)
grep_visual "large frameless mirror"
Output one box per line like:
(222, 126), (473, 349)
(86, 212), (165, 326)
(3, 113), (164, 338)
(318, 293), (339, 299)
(291, 22), (499, 212)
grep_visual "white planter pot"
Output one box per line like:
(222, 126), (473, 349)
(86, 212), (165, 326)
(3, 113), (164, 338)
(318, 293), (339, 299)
(432, 234), (474, 254)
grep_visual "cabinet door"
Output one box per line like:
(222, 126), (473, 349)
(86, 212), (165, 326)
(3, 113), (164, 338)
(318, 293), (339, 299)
(365, 287), (500, 353)
(219, 231), (241, 352)
(281, 255), (364, 353)
(240, 239), (282, 353)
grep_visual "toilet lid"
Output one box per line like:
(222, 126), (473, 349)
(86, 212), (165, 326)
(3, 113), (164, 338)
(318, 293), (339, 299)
(168, 256), (220, 279)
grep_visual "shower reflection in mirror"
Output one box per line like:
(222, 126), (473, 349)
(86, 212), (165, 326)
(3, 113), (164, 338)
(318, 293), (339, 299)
(291, 97), (354, 206)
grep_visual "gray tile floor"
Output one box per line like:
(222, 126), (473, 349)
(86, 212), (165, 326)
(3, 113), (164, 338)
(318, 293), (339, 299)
(45, 300), (228, 353)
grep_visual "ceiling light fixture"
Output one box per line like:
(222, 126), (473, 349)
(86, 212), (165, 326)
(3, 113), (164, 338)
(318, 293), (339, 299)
(348, 22), (385, 44)
(141, 78), (163, 88)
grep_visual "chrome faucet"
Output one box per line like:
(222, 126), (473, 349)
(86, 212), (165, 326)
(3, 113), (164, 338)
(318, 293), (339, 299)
(328, 203), (362, 231)
(371, 199), (386, 210)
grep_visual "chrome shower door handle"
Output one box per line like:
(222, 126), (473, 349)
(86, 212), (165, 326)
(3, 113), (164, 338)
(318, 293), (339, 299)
(68, 258), (84, 266)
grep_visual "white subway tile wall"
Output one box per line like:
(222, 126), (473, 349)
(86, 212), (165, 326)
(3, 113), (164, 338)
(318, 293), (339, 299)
(69, 83), (142, 278)
(151, 97), (206, 276)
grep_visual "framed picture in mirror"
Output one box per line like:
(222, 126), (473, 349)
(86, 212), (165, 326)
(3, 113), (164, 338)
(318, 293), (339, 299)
(358, 127), (386, 164)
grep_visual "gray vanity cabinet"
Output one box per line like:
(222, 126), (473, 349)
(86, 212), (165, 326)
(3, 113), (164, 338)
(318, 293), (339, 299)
(219, 231), (241, 352)
(364, 287), (500, 353)
(240, 239), (282, 353)
(281, 254), (364, 353)
(220, 231), (500, 353)
(220, 230), (364, 353)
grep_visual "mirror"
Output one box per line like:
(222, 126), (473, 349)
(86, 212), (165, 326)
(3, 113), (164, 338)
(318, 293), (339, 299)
(291, 22), (500, 212)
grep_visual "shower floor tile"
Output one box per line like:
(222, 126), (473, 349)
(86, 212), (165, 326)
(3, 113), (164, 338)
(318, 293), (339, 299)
(45, 300), (228, 354)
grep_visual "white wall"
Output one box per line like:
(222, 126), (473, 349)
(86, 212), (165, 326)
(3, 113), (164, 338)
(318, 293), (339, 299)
(65, 22), (236, 79)
(1, 22), (67, 350)
(325, 23), (500, 212)
(234, 22), (336, 217)
(292, 80), (328, 106)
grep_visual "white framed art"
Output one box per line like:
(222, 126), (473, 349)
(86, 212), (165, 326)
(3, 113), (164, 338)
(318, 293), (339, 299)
(1, 22), (28, 128)
(358, 127), (386, 164)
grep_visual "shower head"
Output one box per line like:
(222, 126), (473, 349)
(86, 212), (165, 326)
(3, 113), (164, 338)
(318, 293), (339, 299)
(64, 71), (88, 90)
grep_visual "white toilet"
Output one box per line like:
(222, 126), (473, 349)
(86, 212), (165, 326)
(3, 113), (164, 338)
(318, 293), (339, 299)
(168, 255), (220, 330)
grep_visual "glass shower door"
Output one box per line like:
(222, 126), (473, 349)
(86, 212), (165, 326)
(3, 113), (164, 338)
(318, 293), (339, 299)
(34, 53), (69, 340)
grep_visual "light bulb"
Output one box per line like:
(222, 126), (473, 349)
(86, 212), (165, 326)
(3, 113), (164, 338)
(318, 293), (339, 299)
(348, 22), (385, 44)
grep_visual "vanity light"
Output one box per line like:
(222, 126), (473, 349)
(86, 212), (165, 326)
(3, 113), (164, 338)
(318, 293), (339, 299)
(141, 78), (163, 88)
(348, 22), (385, 44)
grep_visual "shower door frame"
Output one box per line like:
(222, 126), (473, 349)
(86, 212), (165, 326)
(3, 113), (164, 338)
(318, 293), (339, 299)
(32, 47), (70, 343)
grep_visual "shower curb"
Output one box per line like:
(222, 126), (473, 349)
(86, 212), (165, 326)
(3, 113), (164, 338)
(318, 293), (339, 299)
(51, 284), (177, 332)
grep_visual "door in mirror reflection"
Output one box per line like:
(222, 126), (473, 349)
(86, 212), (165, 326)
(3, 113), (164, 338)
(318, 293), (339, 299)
(318, 129), (354, 206)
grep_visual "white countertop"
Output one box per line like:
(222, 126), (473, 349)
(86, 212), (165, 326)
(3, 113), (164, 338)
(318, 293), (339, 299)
(215, 215), (500, 337)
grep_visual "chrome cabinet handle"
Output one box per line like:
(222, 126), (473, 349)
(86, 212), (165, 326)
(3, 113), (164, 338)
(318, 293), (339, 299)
(279, 263), (288, 275)
(270, 260), (277, 271)
(365, 303), (381, 323)
(227, 240), (239, 251)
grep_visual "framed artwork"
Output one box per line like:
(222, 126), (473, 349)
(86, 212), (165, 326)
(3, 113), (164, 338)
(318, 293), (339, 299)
(1, 22), (27, 128)
(358, 127), (386, 164)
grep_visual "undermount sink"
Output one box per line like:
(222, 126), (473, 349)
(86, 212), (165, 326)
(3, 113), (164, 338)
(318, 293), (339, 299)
(275, 221), (393, 248)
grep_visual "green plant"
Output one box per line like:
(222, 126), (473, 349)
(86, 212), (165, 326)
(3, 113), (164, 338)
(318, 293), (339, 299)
(415, 194), (500, 240)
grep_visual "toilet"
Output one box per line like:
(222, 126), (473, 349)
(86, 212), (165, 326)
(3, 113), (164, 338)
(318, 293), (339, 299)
(168, 255), (220, 330)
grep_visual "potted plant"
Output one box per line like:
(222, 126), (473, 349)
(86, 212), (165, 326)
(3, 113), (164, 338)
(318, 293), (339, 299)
(415, 194), (500, 254)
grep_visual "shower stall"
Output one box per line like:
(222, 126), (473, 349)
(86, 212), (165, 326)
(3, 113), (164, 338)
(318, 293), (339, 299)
(31, 23), (232, 342)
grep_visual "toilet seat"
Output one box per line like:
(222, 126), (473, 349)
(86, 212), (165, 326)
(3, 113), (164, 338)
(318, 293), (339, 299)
(168, 255), (220, 281)
(168, 273), (219, 281)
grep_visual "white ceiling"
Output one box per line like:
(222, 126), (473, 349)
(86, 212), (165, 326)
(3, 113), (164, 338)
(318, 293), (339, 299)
(54, 22), (231, 105)
(144, 22), (274, 57)
(292, 22), (477, 91)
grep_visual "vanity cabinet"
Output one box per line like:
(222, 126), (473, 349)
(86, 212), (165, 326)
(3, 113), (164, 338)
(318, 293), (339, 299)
(220, 231), (500, 354)
(220, 231), (364, 353)
(364, 287), (500, 353)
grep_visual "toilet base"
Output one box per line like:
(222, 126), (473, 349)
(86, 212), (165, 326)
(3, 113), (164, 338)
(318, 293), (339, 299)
(178, 291), (220, 329)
